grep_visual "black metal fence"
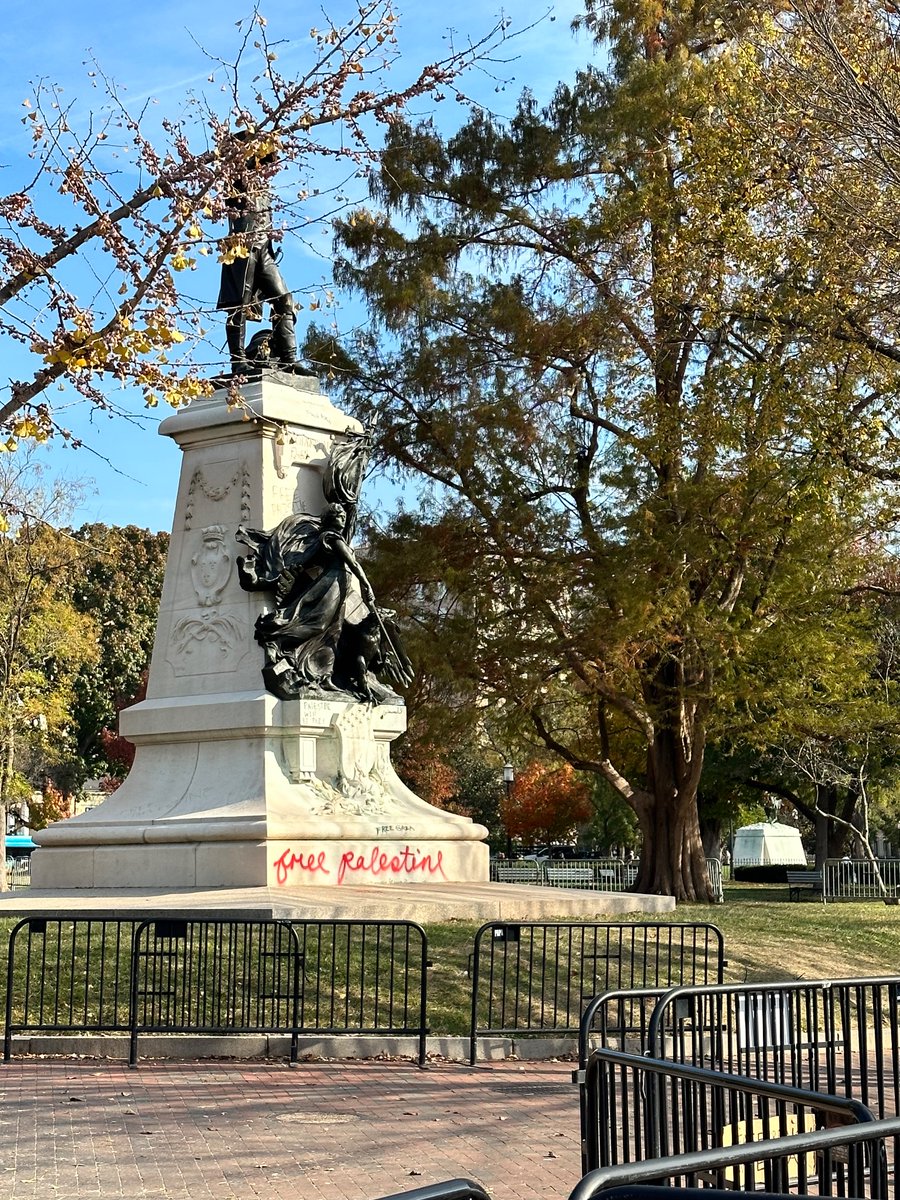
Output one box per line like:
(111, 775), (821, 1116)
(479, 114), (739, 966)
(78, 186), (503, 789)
(578, 987), (671, 1068)
(5, 915), (430, 1066)
(130, 918), (304, 1065)
(3, 916), (139, 1059)
(371, 1118), (900, 1200)
(290, 919), (429, 1063)
(469, 923), (725, 1065)
(372, 1183), (491, 1200)
(646, 978), (900, 1121)
(579, 1045), (877, 1176)
(568, 1116), (900, 1200)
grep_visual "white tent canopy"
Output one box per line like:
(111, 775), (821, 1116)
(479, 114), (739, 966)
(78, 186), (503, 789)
(732, 821), (806, 867)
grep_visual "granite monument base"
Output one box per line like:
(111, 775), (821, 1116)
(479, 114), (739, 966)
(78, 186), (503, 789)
(32, 690), (489, 889)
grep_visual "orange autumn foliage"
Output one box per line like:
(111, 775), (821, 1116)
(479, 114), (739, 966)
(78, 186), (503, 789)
(501, 761), (591, 845)
(396, 742), (459, 810)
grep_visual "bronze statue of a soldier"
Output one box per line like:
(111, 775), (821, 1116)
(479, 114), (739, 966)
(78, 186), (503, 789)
(217, 134), (311, 376)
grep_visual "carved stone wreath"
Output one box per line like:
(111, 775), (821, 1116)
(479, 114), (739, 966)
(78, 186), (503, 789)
(184, 463), (251, 530)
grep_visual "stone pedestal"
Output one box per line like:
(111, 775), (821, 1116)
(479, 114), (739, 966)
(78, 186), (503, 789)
(31, 376), (489, 889)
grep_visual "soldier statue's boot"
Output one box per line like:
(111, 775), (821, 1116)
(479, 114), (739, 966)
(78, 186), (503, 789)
(226, 319), (251, 375)
(271, 310), (316, 377)
(270, 306), (298, 367)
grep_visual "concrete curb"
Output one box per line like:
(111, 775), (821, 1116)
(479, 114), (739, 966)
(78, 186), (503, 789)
(10, 1032), (579, 1063)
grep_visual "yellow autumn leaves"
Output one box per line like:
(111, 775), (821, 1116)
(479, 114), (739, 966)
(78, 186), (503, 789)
(39, 319), (186, 372)
(3, 415), (48, 454)
(143, 376), (210, 409)
(218, 239), (251, 265)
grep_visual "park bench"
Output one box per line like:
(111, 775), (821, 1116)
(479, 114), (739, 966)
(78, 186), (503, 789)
(545, 865), (594, 888)
(495, 864), (544, 884)
(786, 869), (824, 901)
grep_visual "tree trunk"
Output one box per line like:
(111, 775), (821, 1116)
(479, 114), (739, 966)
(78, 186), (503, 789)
(632, 722), (715, 902)
(815, 784), (853, 860)
(700, 817), (724, 859)
(0, 715), (13, 895)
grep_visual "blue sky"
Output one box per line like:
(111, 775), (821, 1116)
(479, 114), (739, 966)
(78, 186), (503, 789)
(3, 0), (591, 531)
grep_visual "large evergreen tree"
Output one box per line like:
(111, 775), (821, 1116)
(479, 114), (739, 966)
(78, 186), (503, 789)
(309, 0), (900, 898)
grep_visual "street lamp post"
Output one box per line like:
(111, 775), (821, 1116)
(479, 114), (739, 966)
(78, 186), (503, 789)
(503, 763), (514, 859)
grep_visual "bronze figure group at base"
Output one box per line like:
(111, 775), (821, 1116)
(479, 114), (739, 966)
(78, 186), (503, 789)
(235, 432), (413, 706)
(236, 499), (412, 705)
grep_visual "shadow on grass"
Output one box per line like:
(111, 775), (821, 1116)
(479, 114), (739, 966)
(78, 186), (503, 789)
(723, 883), (795, 905)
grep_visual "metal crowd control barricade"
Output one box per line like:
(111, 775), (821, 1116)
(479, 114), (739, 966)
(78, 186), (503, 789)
(824, 857), (900, 901)
(705, 858), (723, 903)
(5, 915), (430, 1066)
(372, 1117), (900, 1200)
(568, 1115), (900, 1200)
(289, 919), (430, 1067)
(469, 922), (725, 1065)
(488, 859), (723, 896)
(4, 859), (31, 889)
(129, 918), (303, 1065)
(372, 1183), (491, 1200)
(646, 978), (900, 1118)
(578, 987), (671, 1068)
(4, 916), (138, 1060)
(491, 861), (546, 885)
(579, 1046), (877, 1177)
(129, 917), (430, 1067)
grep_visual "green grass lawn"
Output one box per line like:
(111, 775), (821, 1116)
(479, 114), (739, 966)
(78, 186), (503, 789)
(692, 882), (900, 984)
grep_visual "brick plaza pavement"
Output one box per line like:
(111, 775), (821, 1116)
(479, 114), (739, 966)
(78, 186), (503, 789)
(0, 1057), (581, 1200)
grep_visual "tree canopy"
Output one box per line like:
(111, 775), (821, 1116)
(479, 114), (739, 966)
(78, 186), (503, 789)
(0, 458), (99, 886)
(65, 523), (169, 781)
(308, 0), (900, 898)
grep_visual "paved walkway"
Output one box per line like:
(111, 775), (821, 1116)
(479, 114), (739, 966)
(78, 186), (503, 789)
(0, 1057), (581, 1200)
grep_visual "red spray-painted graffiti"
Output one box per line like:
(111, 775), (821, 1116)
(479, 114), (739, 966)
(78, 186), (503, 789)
(271, 844), (446, 886)
(273, 848), (330, 887)
(337, 845), (446, 885)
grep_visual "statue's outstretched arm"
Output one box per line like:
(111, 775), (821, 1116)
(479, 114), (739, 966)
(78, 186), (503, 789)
(331, 535), (376, 604)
